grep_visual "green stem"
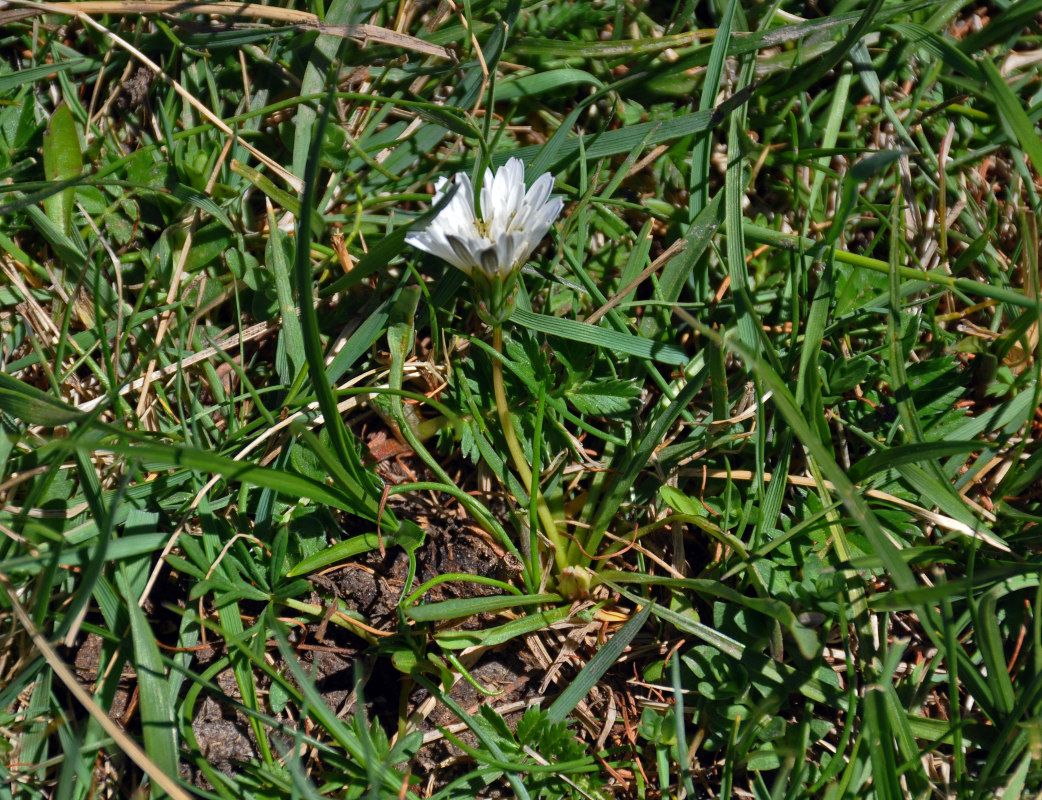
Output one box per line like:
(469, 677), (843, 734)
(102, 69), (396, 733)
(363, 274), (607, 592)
(491, 326), (569, 574)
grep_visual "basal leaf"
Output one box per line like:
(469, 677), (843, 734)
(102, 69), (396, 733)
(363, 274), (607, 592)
(565, 378), (641, 415)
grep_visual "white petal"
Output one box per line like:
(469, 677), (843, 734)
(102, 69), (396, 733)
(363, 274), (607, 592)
(478, 244), (500, 275)
(408, 159), (562, 277)
(485, 159), (525, 236)
(510, 172), (556, 238)
(532, 196), (564, 238)
(446, 234), (483, 273)
(408, 230), (468, 273)
(495, 234), (518, 275)
(408, 171), (484, 273)
(496, 158), (524, 205)
(524, 171), (554, 211)
(443, 173), (477, 229)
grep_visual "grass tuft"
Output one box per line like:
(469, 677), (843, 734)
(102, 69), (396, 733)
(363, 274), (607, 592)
(2, 1), (1042, 797)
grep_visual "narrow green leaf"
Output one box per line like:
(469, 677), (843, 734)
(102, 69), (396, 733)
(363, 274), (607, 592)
(0, 373), (87, 426)
(864, 685), (901, 800)
(512, 309), (688, 365)
(215, 599), (274, 765)
(669, 190), (726, 295)
(881, 681), (931, 794)
(743, 223), (1041, 311)
(266, 208), (307, 383)
(413, 105), (480, 140)
(689, 0), (736, 220)
(436, 605), (572, 650)
(52, 455), (119, 642)
(169, 184), (234, 230)
(998, 753), (1032, 799)
(724, 52), (760, 357)
(0, 60), (85, 93)
(294, 72), (392, 530)
(849, 441), (990, 484)
(496, 69), (604, 101)
(88, 439), (375, 518)
(231, 159), (301, 218)
(777, 0), (884, 98)
(325, 295), (394, 383)
(405, 593), (560, 623)
(18, 668), (52, 779)
(411, 674), (530, 800)
(119, 570), (179, 789)
(271, 621), (418, 798)
(0, 533), (169, 576)
(601, 572), (819, 659)
(287, 534), (391, 577)
(607, 582), (843, 705)
(547, 604), (651, 723)
(291, 0), (353, 180)
(981, 58), (1042, 181)
(512, 31), (708, 59)
(887, 22), (980, 79)
(976, 589), (1016, 715)
(581, 365), (707, 561)
(41, 103), (82, 237)
(517, 108), (723, 174)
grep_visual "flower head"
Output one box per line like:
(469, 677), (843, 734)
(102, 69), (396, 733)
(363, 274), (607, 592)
(406, 157), (563, 280)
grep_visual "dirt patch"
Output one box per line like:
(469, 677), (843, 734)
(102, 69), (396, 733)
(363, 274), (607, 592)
(175, 487), (548, 791)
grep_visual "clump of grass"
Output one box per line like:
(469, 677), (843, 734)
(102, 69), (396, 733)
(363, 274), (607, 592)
(1, 1), (1041, 798)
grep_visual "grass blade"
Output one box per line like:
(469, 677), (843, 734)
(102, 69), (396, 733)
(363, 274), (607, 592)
(546, 603), (651, 723)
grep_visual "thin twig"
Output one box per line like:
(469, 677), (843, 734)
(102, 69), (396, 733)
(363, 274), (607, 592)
(3, 1), (454, 59)
(584, 237), (687, 326)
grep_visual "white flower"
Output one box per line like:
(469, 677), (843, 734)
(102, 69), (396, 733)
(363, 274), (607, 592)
(406, 157), (563, 278)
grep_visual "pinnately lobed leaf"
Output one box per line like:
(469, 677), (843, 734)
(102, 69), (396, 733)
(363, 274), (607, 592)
(565, 378), (641, 415)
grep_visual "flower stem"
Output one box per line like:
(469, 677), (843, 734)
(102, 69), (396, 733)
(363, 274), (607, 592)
(491, 326), (569, 574)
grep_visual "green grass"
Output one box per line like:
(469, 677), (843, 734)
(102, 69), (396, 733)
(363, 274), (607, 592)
(2, 0), (1042, 797)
